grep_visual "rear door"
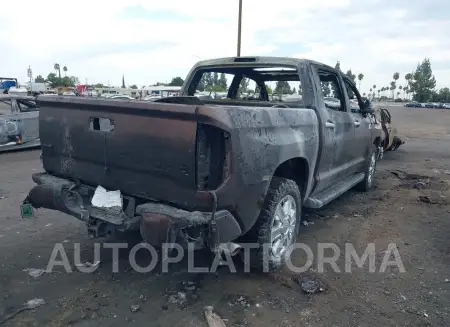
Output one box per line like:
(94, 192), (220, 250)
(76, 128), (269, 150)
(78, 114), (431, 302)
(342, 78), (373, 173)
(312, 66), (356, 194)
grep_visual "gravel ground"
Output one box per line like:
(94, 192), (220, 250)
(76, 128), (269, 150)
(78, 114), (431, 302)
(1, 106), (450, 327)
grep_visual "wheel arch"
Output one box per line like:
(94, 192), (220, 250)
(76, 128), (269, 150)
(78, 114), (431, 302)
(272, 157), (309, 202)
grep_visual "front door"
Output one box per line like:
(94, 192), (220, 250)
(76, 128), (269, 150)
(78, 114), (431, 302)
(312, 67), (356, 194)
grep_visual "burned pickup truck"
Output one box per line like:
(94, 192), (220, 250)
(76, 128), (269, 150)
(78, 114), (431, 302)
(24, 57), (382, 270)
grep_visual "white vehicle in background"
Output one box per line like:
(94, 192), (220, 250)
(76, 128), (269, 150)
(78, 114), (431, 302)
(62, 91), (76, 96)
(108, 95), (135, 100)
(142, 85), (181, 97)
(7, 86), (28, 96)
(143, 95), (162, 101)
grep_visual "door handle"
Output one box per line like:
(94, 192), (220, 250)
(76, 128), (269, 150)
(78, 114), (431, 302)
(354, 120), (361, 127)
(325, 120), (335, 129)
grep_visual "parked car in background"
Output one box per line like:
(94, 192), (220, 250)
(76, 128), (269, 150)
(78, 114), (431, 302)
(108, 95), (135, 100)
(0, 95), (40, 152)
(405, 101), (422, 107)
(424, 102), (435, 108)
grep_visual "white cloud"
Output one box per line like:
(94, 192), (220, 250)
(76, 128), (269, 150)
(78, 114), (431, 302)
(1, 0), (449, 94)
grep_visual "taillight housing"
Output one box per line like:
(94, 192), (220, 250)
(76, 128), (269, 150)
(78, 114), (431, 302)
(196, 123), (231, 190)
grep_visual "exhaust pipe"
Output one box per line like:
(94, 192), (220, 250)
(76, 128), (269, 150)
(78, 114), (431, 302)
(217, 242), (242, 256)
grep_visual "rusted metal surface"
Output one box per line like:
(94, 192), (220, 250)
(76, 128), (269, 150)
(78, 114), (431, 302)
(376, 107), (404, 151)
(140, 212), (171, 246)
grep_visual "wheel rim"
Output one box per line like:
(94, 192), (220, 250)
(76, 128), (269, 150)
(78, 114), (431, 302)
(270, 195), (297, 261)
(367, 152), (376, 186)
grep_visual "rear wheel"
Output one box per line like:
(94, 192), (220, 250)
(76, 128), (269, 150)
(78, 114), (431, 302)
(241, 177), (302, 272)
(355, 145), (378, 192)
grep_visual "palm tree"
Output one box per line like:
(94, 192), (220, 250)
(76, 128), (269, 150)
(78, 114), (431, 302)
(54, 63), (61, 80)
(63, 66), (68, 76)
(390, 81), (396, 99)
(393, 72), (400, 83)
(405, 73), (412, 86)
(404, 73), (412, 99)
(377, 89), (380, 99)
(358, 73), (364, 90)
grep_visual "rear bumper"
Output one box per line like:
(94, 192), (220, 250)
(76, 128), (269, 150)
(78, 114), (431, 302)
(24, 173), (242, 244)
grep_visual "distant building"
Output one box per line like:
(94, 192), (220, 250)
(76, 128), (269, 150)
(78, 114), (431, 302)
(26, 82), (53, 95)
(142, 85), (181, 97)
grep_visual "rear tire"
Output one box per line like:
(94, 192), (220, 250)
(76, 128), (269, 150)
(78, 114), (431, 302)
(355, 144), (378, 192)
(241, 177), (302, 272)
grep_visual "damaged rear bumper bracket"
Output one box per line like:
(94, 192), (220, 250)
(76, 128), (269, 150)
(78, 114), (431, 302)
(24, 173), (242, 245)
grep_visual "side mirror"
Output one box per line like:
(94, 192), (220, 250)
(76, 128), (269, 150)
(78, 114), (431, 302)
(361, 99), (374, 114)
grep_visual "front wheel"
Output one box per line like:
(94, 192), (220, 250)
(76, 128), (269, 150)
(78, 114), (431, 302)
(355, 144), (378, 192)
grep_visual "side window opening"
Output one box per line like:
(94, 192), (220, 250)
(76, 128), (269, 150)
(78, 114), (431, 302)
(317, 70), (345, 112)
(344, 80), (363, 113)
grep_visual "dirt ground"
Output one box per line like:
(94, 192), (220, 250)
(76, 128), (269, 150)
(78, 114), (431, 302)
(1, 106), (450, 327)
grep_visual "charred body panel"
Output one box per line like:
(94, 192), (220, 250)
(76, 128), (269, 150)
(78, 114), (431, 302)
(25, 56), (380, 250)
(32, 95), (319, 236)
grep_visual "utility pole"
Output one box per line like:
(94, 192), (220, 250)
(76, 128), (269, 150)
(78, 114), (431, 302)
(237, 0), (242, 56)
(27, 66), (32, 95)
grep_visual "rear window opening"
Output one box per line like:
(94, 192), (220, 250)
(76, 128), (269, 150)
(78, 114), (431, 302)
(90, 117), (114, 132)
(187, 64), (305, 108)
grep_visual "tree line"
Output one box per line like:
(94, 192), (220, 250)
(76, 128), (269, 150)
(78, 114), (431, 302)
(353, 58), (448, 103)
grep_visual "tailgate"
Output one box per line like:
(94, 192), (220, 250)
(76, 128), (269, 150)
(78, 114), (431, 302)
(37, 97), (200, 205)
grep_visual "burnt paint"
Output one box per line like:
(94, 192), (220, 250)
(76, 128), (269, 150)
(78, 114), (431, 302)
(33, 57), (380, 236)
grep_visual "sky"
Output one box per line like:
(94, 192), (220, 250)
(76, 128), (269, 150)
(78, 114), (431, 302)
(1, 0), (449, 94)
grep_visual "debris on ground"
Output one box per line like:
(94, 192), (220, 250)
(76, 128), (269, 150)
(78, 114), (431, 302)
(226, 295), (253, 308)
(22, 268), (46, 278)
(412, 181), (428, 189)
(391, 170), (408, 180)
(295, 275), (326, 294)
(181, 280), (199, 292)
(75, 261), (101, 268)
(269, 272), (326, 295)
(0, 298), (45, 324)
(302, 220), (314, 226)
(267, 296), (290, 313)
(417, 196), (437, 204)
(204, 306), (227, 327)
(167, 291), (187, 307)
(130, 304), (140, 313)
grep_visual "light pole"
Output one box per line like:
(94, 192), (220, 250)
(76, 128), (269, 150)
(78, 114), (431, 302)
(27, 66), (32, 95)
(237, 0), (242, 56)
